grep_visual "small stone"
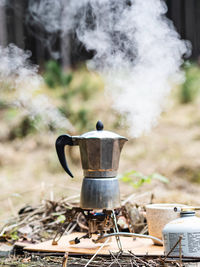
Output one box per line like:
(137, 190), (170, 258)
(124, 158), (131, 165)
(18, 225), (32, 235)
(0, 244), (13, 257)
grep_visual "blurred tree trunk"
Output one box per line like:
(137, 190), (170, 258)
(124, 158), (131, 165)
(61, 33), (71, 69)
(166, 0), (200, 59)
(36, 31), (46, 68)
(0, 5), (7, 46)
(2, 0), (200, 65)
(13, 0), (25, 49)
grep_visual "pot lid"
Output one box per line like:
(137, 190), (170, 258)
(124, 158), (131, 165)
(80, 120), (127, 139)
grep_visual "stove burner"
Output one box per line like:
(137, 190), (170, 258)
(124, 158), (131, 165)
(52, 207), (123, 251)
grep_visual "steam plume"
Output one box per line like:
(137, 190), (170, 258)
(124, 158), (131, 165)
(0, 44), (74, 131)
(0, 0), (6, 6)
(1, 0), (190, 136)
(27, 0), (190, 136)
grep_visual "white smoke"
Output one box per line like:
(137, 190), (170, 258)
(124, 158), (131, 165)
(1, 0), (190, 136)
(26, 0), (190, 137)
(0, 44), (74, 131)
(0, 0), (6, 6)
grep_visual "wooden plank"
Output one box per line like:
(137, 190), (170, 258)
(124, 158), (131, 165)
(24, 232), (164, 256)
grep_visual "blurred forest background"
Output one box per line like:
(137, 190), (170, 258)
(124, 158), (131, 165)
(1, 0), (200, 226)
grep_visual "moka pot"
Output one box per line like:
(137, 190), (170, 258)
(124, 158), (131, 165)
(55, 120), (128, 210)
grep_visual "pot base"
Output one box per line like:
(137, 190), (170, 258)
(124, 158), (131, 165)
(80, 177), (121, 210)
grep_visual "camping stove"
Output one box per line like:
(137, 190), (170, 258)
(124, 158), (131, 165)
(52, 207), (123, 249)
(53, 121), (128, 249)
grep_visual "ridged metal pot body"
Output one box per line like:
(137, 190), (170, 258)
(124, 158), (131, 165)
(79, 137), (126, 178)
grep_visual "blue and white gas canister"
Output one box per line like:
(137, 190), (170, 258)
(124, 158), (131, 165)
(162, 210), (200, 257)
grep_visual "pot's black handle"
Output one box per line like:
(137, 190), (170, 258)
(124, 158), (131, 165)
(55, 135), (78, 178)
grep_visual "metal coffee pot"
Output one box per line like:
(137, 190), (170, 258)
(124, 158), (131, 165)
(56, 120), (128, 210)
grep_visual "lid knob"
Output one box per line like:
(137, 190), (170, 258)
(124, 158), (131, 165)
(96, 120), (104, 131)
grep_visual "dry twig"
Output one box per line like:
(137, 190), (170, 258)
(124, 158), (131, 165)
(62, 252), (69, 267)
(163, 236), (183, 262)
(84, 238), (110, 267)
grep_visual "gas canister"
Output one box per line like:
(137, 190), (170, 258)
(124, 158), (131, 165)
(162, 210), (200, 257)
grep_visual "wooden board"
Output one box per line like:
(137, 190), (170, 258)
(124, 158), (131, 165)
(24, 232), (164, 256)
